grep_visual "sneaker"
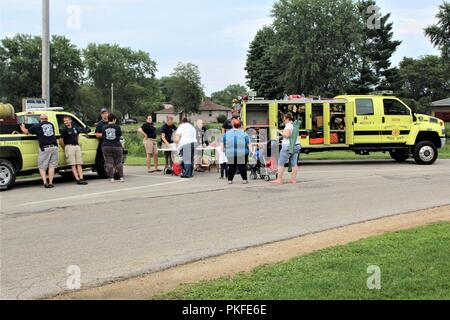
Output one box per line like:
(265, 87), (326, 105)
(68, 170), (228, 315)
(110, 178), (115, 183)
(76, 180), (84, 185)
(119, 178), (125, 183)
(48, 184), (55, 189)
(81, 179), (89, 185)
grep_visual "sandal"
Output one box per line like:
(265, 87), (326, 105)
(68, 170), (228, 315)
(289, 180), (297, 184)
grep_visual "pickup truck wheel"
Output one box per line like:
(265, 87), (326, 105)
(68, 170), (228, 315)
(413, 141), (438, 165)
(389, 150), (410, 162)
(0, 159), (16, 191)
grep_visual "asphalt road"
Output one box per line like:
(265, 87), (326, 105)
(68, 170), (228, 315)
(1, 160), (450, 299)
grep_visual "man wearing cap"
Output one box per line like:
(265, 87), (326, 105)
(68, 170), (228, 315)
(95, 108), (110, 176)
(20, 114), (59, 188)
(96, 108), (109, 139)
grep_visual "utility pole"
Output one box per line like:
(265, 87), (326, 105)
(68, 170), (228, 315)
(111, 83), (114, 113)
(42, 0), (50, 107)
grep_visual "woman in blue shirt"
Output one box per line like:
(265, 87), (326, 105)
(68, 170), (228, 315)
(222, 119), (252, 184)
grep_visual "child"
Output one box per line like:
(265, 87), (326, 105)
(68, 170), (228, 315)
(216, 146), (228, 179)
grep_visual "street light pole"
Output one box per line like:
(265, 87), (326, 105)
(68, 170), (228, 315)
(42, 0), (50, 107)
(111, 83), (114, 113)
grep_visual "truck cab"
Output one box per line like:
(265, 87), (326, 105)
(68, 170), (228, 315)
(242, 95), (446, 165)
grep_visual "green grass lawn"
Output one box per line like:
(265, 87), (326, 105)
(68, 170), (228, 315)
(126, 155), (166, 166)
(157, 222), (450, 300)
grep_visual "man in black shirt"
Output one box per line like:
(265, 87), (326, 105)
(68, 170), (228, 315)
(20, 114), (59, 188)
(59, 116), (88, 185)
(95, 108), (110, 139)
(138, 116), (160, 173)
(102, 114), (124, 182)
(221, 111), (241, 134)
(95, 107), (110, 176)
(160, 116), (177, 169)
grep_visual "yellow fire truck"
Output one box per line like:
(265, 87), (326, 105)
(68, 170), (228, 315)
(242, 94), (446, 165)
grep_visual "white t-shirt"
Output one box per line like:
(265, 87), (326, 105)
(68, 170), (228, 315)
(282, 122), (294, 147)
(176, 123), (197, 148)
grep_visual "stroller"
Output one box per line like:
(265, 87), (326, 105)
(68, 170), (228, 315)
(248, 149), (278, 182)
(164, 152), (183, 176)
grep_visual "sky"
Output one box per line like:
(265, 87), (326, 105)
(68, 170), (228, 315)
(0, 0), (443, 95)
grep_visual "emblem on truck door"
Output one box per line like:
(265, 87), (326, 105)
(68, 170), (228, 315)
(392, 129), (400, 137)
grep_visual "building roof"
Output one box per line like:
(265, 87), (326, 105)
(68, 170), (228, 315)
(155, 104), (182, 114)
(199, 100), (231, 111)
(155, 101), (231, 114)
(431, 98), (450, 107)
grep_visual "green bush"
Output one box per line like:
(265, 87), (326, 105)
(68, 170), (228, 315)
(217, 115), (227, 124)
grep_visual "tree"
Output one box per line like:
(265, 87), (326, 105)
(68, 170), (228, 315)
(73, 85), (103, 123)
(425, 1), (450, 59)
(211, 84), (248, 107)
(398, 55), (450, 113)
(165, 62), (204, 115)
(0, 34), (83, 110)
(351, 0), (402, 93)
(83, 43), (160, 117)
(245, 26), (284, 99)
(50, 36), (84, 108)
(159, 76), (176, 102)
(270, 0), (363, 97)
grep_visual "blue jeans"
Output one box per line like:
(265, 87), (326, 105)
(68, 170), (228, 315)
(180, 142), (196, 177)
(278, 145), (301, 168)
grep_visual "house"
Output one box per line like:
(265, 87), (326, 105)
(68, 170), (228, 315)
(190, 101), (232, 123)
(154, 104), (183, 124)
(155, 101), (232, 124)
(431, 98), (450, 122)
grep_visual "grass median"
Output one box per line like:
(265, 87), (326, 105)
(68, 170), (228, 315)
(156, 222), (450, 300)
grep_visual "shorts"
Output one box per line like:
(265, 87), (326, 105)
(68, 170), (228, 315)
(65, 145), (83, 166)
(144, 139), (157, 155)
(278, 145), (301, 168)
(38, 146), (59, 170)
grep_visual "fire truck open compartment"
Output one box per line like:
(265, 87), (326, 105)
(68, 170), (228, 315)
(246, 103), (270, 127)
(330, 103), (347, 145)
(311, 104), (324, 145)
(278, 103), (306, 130)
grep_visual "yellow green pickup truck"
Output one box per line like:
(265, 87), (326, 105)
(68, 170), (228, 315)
(243, 94), (447, 164)
(0, 106), (127, 190)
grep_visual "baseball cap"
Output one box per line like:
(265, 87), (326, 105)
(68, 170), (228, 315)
(100, 107), (108, 113)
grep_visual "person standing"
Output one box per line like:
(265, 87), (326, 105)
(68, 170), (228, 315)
(20, 114), (59, 188)
(273, 113), (301, 185)
(174, 118), (197, 179)
(194, 119), (206, 172)
(216, 146), (228, 179)
(222, 119), (252, 185)
(95, 108), (110, 139)
(160, 116), (177, 169)
(138, 116), (160, 173)
(221, 110), (240, 135)
(95, 107), (110, 176)
(102, 114), (124, 183)
(59, 116), (88, 185)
